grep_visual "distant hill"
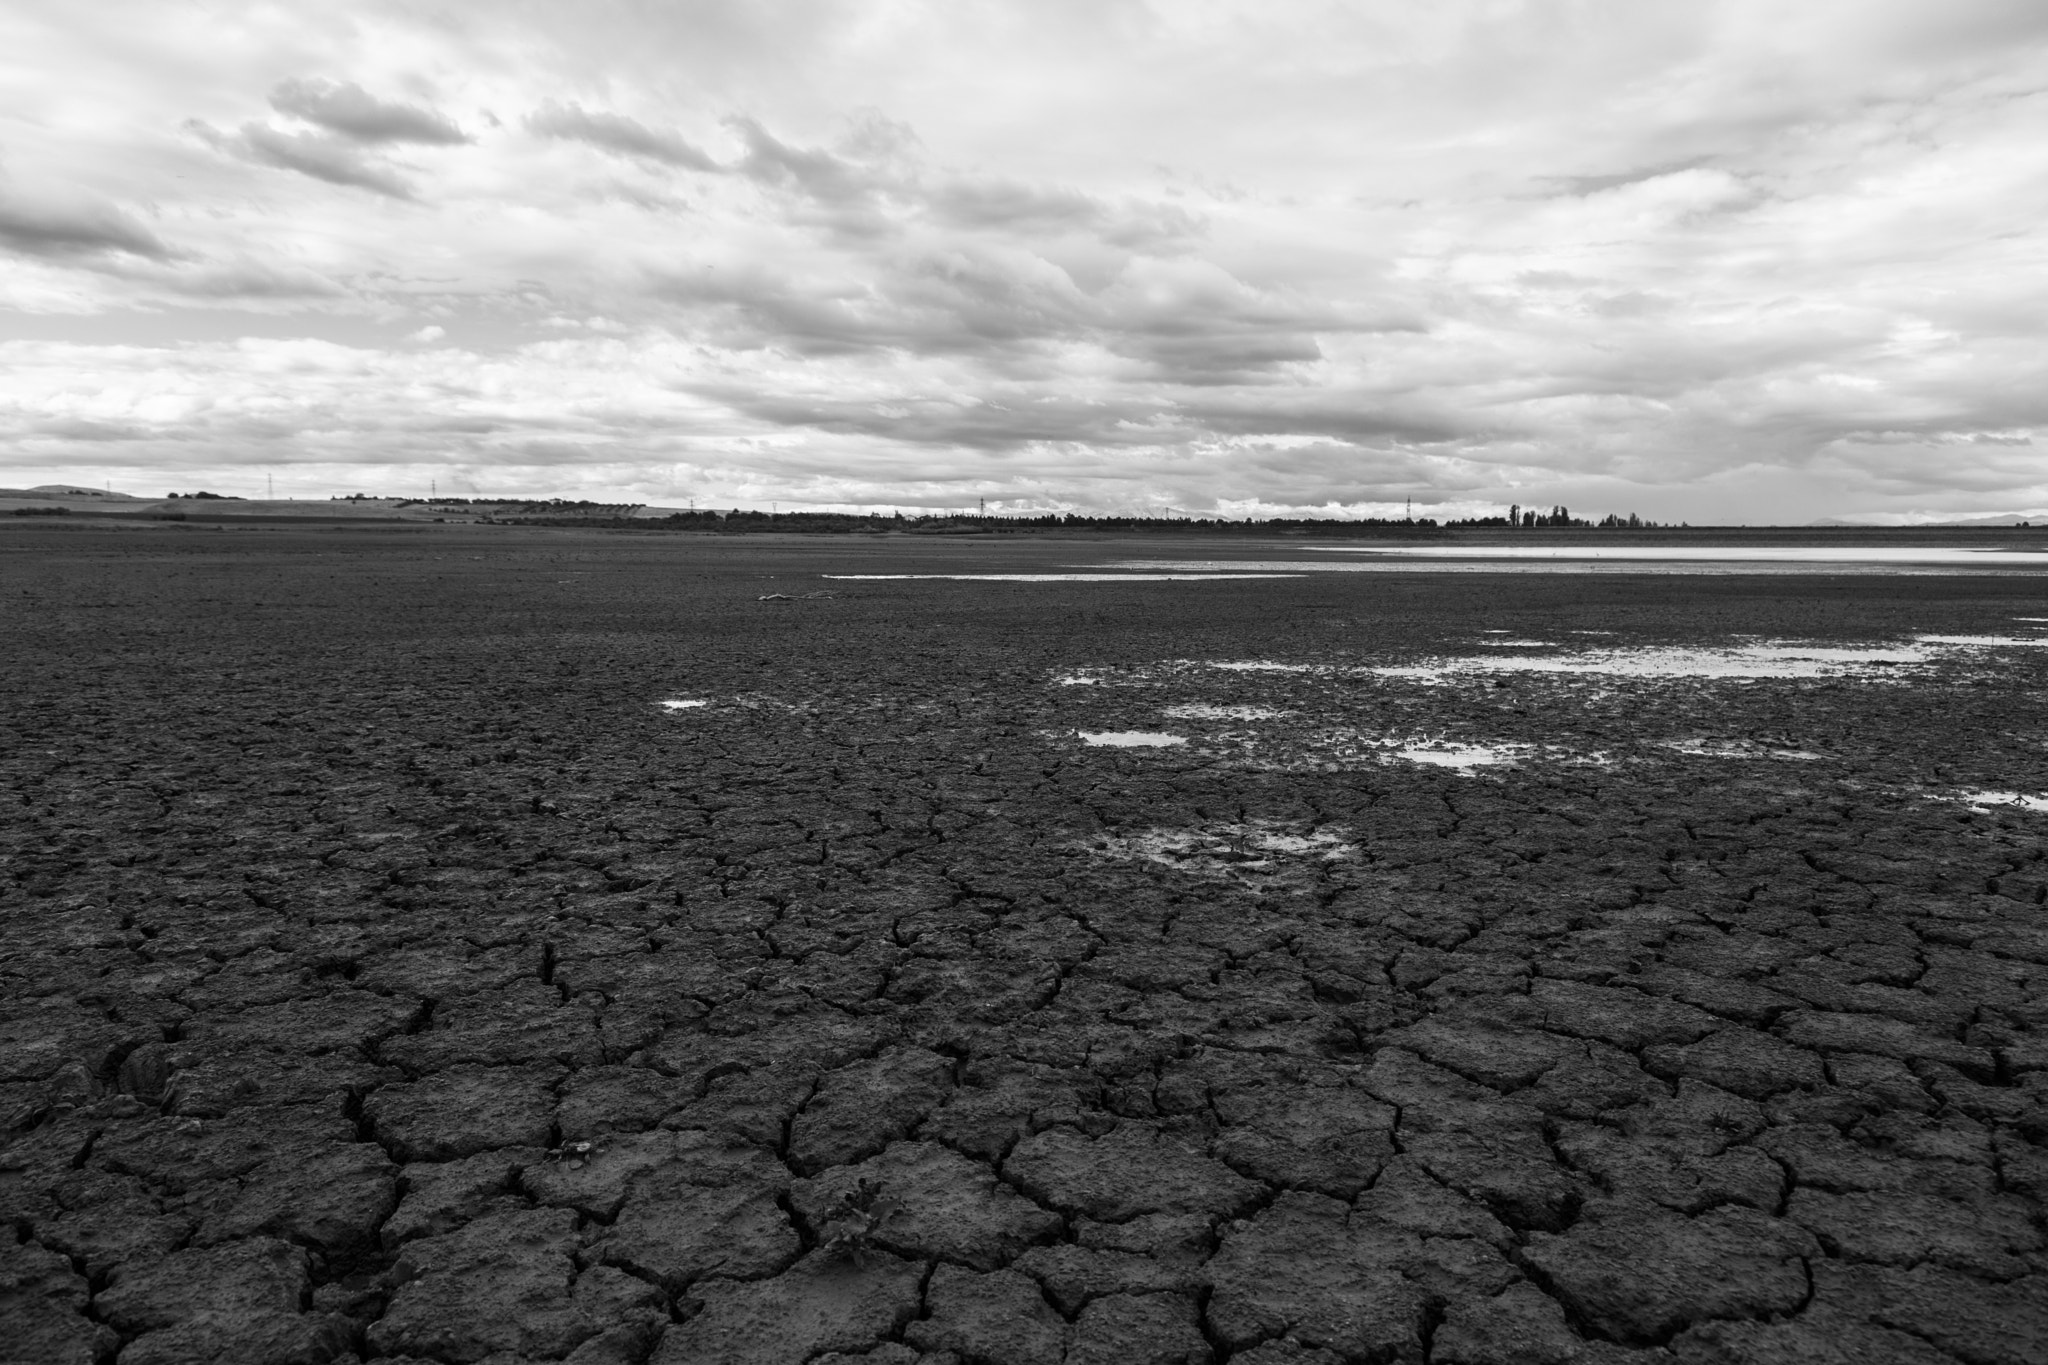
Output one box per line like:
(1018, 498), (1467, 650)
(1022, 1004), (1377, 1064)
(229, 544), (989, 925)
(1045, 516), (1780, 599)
(1923, 513), (2042, 527)
(1809, 513), (2041, 527)
(1, 485), (148, 500)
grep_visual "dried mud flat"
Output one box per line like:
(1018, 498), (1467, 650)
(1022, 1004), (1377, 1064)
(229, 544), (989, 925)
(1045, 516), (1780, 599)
(4, 525), (2048, 1365)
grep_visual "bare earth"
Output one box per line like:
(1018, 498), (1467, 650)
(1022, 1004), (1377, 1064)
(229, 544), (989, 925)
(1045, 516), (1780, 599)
(4, 523), (2046, 1365)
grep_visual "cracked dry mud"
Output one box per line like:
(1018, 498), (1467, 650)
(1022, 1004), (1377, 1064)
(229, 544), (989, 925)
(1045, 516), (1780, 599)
(5, 526), (2048, 1365)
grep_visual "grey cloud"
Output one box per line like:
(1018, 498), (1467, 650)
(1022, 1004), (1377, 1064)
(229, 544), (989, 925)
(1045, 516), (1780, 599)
(270, 78), (468, 145)
(171, 259), (349, 300)
(655, 241), (1377, 387)
(726, 116), (902, 240)
(929, 180), (1203, 250)
(31, 417), (149, 441)
(931, 180), (1105, 231)
(1543, 158), (1710, 197)
(0, 190), (171, 261)
(726, 117), (1205, 253)
(1187, 394), (1463, 446)
(527, 102), (720, 170)
(189, 120), (415, 199)
(1114, 327), (1323, 383)
(702, 386), (1172, 450)
(695, 375), (1460, 454)
(729, 116), (880, 205)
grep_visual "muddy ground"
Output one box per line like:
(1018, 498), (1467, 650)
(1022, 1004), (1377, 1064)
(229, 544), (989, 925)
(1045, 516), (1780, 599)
(3, 523), (2046, 1365)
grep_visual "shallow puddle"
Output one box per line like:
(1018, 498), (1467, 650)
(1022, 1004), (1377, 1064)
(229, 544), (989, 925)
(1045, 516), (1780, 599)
(1078, 731), (1187, 747)
(1960, 790), (2048, 813)
(1113, 549), (2048, 576)
(659, 699), (709, 711)
(1914, 635), (2048, 647)
(1374, 641), (1931, 681)
(1392, 742), (1527, 771)
(824, 572), (1299, 581)
(1208, 661), (1314, 673)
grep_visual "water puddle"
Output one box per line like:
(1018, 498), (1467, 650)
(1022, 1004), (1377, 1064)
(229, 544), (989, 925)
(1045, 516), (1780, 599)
(1373, 641), (1931, 682)
(1208, 661), (1314, 673)
(1112, 549), (2048, 576)
(1960, 791), (2048, 813)
(1077, 731), (1187, 747)
(1392, 742), (1529, 771)
(1914, 635), (2048, 647)
(1163, 704), (1294, 720)
(1309, 547), (2048, 566)
(1476, 640), (1557, 647)
(823, 573), (1299, 582)
(659, 699), (709, 711)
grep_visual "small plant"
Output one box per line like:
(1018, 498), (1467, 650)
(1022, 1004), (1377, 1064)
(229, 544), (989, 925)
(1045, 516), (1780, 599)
(816, 1178), (901, 1267)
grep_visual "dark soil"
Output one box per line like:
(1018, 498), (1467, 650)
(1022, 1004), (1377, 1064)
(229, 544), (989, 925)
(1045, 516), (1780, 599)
(4, 522), (2046, 1365)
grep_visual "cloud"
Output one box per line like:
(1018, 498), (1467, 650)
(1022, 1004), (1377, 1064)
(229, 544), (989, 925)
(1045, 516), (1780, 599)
(167, 259), (349, 300)
(269, 78), (468, 145)
(187, 120), (415, 199)
(730, 115), (883, 203)
(1541, 158), (1713, 197)
(0, 188), (171, 261)
(31, 417), (148, 441)
(527, 102), (719, 170)
(8, 2), (2048, 520)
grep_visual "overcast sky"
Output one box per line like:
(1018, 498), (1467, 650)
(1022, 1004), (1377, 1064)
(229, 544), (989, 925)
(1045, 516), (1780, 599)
(3, 1), (2045, 521)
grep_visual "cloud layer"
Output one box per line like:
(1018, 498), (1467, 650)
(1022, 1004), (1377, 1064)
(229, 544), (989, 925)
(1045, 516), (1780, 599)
(3, 0), (2047, 519)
